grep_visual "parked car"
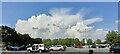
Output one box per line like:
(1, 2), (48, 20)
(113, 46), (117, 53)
(19, 45), (29, 50)
(109, 45), (120, 53)
(82, 45), (88, 48)
(49, 45), (65, 51)
(27, 44), (49, 53)
(91, 45), (96, 48)
(10, 46), (20, 51)
(77, 45), (83, 48)
(5, 45), (30, 51)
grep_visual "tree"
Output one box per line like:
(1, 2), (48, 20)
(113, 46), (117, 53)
(18, 34), (33, 46)
(43, 39), (51, 46)
(52, 39), (59, 45)
(71, 38), (80, 46)
(58, 39), (64, 45)
(87, 39), (93, 45)
(32, 38), (42, 44)
(113, 34), (120, 45)
(95, 39), (101, 44)
(81, 39), (85, 45)
(64, 38), (73, 46)
(0, 25), (42, 46)
(1, 26), (19, 46)
(105, 31), (119, 45)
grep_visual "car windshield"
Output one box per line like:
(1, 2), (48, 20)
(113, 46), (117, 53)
(32, 45), (35, 47)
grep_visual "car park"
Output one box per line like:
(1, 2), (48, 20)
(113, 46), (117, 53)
(109, 45), (120, 53)
(49, 45), (66, 51)
(27, 44), (49, 53)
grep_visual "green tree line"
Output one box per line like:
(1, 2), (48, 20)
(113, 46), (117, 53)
(0, 25), (120, 47)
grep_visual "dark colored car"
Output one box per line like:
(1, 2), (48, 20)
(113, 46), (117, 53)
(19, 46), (29, 50)
(91, 45), (96, 48)
(10, 46), (20, 51)
(110, 46), (120, 53)
(5, 45), (29, 51)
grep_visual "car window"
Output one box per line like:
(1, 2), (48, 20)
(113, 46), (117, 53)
(39, 45), (44, 47)
(39, 45), (41, 47)
(116, 46), (120, 48)
(36, 45), (38, 47)
(32, 46), (35, 47)
(56, 46), (61, 47)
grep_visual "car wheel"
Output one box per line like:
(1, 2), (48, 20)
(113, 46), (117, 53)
(62, 49), (65, 51)
(39, 49), (42, 53)
(28, 50), (31, 53)
(50, 49), (53, 51)
(59, 49), (62, 51)
(110, 51), (113, 53)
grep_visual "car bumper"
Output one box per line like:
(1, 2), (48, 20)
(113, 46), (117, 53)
(110, 49), (120, 53)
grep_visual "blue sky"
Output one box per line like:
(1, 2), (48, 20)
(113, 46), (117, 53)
(1, 0), (120, 2)
(2, 2), (119, 40)
(2, 2), (118, 31)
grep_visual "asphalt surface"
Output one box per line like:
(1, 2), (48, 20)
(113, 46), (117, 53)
(1, 47), (120, 54)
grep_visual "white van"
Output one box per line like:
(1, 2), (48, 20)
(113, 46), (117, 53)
(27, 44), (49, 53)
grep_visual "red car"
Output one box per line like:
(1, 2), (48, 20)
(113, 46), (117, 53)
(77, 45), (83, 48)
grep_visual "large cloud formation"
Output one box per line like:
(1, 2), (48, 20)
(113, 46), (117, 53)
(15, 8), (107, 40)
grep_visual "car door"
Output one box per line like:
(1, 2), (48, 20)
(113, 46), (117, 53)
(32, 45), (38, 51)
(53, 46), (58, 50)
(56, 46), (61, 50)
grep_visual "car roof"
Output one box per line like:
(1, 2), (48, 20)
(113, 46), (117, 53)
(55, 45), (63, 46)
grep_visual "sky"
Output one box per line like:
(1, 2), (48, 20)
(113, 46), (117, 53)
(2, 2), (118, 41)
(1, 0), (120, 2)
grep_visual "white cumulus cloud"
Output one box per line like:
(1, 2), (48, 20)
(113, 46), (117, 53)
(15, 8), (107, 41)
(91, 29), (108, 41)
